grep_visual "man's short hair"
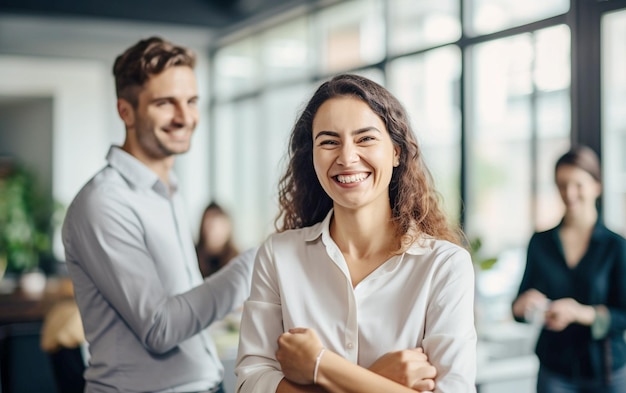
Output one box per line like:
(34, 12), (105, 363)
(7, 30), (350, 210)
(113, 36), (196, 106)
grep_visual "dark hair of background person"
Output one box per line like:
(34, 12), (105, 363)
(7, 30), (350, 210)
(555, 145), (602, 183)
(195, 202), (239, 278)
(112, 36), (196, 106)
(275, 73), (463, 251)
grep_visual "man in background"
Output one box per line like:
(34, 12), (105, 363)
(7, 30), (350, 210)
(62, 36), (255, 393)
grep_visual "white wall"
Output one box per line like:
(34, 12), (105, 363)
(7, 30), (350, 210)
(0, 15), (216, 259)
(0, 97), (54, 196)
(0, 56), (111, 204)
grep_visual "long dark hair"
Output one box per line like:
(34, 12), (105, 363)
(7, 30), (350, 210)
(195, 202), (239, 277)
(275, 74), (463, 250)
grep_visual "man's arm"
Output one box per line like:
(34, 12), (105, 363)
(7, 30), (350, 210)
(64, 192), (255, 354)
(184, 247), (257, 326)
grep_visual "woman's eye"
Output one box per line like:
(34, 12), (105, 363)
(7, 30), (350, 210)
(359, 136), (376, 143)
(319, 140), (338, 146)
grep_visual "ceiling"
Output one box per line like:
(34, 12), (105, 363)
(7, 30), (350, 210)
(0, 0), (302, 30)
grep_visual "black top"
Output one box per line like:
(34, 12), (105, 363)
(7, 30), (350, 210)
(515, 220), (626, 379)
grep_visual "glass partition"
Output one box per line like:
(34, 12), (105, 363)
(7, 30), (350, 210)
(466, 33), (534, 255)
(465, 0), (569, 36)
(466, 25), (570, 257)
(315, 0), (385, 74)
(213, 38), (260, 99)
(258, 84), (316, 236)
(602, 9), (626, 236)
(534, 25), (571, 230)
(388, 0), (461, 55)
(387, 46), (462, 220)
(261, 18), (312, 84)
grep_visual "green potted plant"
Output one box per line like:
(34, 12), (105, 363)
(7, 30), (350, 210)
(0, 161), (54, 277)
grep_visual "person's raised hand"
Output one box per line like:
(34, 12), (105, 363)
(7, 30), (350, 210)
(513, 288), (549, 321)
(545, 298), (592, 331)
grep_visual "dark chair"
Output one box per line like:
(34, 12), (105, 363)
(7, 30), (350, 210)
(48, 347), (86, 393)
(0, 322), (59, 392)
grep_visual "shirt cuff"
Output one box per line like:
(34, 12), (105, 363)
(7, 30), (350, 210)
(591, 305), (610, 340)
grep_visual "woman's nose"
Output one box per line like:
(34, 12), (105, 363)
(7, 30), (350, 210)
(336, 142), (358, 165)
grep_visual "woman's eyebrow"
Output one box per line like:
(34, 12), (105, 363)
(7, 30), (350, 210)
(314, 127), (381, 140)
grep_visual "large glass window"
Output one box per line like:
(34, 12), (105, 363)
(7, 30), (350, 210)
(465, 0), (570, 36)
(602, 9), (626, 236)
(387, 0), (461, 55)
(211, 99), (261, 247)
(208, 1), (580, 277)
(213, 38), (260, 99)
(257, 84), (316, 235)
(211, 104), (239, 205)
(534, 26), (572, 230)
(387, 46), (462, 220)
(261, 18), (312, 84)
(467, 34), (534, 255)
(315, 0), (385, 74)
(466, 25), (570, 258)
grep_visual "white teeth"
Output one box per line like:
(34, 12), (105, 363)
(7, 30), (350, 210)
(336, 173), (368, 184)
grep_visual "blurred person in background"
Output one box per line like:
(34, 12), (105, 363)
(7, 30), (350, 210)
(196, 201), (240, 278)
(512, 145), (626, 393)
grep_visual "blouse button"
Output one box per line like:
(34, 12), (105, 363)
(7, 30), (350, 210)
(347, 342), (354, 350)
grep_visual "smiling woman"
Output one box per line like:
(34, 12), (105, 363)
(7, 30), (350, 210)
(235, 74), (477, 393)
(312, 97), (399, 214)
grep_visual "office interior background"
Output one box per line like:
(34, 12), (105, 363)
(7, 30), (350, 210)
(1, 0), (626, 391)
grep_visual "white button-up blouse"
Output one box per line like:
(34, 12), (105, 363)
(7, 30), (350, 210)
(235, 210), (477, 393)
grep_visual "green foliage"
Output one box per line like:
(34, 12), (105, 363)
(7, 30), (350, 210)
(0, 163), (55, 272)
(469, 237), (498, 271)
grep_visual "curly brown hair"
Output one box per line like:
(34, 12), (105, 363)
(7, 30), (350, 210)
(112, 36), (196, 106)
(275, 74), (463, 250)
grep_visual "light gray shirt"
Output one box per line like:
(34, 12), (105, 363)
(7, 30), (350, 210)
(63, 146), (255, 393)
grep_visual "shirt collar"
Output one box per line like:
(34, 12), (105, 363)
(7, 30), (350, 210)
(405, 238), (432, 255)
(590, 217), (608, 239)
(303, 209), (333, 242)
(303, 208), (430, 255)
(555, 216), (607, 237)
(106, 146), (178, 195)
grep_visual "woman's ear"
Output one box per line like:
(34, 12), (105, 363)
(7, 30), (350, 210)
(117, 99), (135, 128)
(594, 180), (603, 199)
(393, 146), (401, 167)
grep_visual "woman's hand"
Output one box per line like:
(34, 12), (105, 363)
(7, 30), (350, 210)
(276, 328), (324, 385)
(544, 298), (595, 331)
(512, 288), (549, 321)
(368, 348), (437, 391)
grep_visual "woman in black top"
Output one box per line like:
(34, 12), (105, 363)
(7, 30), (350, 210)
(512, 145), (626, 393)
